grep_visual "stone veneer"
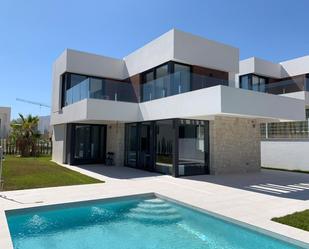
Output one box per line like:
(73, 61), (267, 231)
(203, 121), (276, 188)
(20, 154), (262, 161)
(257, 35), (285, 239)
(209, 116), (261, 175)
(106, 122), (125, 166)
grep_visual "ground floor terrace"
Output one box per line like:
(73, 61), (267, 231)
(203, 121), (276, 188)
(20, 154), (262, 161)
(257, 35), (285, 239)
(52, 116), (261, 177)
(0, 166), (309, 248)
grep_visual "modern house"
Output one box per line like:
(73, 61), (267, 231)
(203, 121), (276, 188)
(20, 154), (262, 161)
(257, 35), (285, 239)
(237, 57), (309, 171)
(0, 107), (11, 139)
(51, 29), (305, 177)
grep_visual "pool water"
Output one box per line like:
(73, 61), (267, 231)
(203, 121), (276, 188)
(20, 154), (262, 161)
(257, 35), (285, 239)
(6, 196), (304, 249)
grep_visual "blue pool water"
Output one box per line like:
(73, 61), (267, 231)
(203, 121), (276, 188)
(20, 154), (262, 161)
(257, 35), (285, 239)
(6, 195), (304, 249)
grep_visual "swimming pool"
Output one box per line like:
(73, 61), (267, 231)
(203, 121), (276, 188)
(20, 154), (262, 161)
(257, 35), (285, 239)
(5, 194), (306, 249)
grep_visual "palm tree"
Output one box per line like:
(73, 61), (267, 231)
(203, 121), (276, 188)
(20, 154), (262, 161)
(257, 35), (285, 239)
(10, 114), (41, 157)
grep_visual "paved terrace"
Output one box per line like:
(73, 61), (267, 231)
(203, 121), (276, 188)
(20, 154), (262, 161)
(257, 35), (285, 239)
(1, 165), (309, 248)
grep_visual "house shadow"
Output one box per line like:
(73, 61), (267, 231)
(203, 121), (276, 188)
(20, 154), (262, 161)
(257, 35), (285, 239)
(74, 164), (161, 180)
(183, 169), (309, 201)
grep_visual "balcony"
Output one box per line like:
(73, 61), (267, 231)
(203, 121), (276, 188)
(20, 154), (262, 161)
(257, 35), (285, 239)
(64, 77), (137, 106)
(63, 72), (230, 106)
(141, 71), (229, 102)
(242, 75), (309, 95)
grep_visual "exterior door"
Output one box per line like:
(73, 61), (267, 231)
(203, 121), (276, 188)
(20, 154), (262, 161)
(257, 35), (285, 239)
(70, 124), (106, 165)
(138, 122), (153, 170)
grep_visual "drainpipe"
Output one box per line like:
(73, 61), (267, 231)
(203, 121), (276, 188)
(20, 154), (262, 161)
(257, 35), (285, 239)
(265, 123), (269, 139)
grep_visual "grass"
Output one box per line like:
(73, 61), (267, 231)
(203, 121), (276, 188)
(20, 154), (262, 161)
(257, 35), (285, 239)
(1, 155), (103, 191)
(272, 210), (309, 232)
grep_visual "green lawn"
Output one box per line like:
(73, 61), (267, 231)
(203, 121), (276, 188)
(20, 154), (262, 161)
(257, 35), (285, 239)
(272, 210), (309, 232)
(1, 156), (103, 191)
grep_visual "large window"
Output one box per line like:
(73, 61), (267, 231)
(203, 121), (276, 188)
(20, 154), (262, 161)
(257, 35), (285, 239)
(68, 124), (106, 165)
(239, 74), (268, 92)
(125, 123), (138, 167)
(178, 120), (207, 176)
(141, 62), (191, 102)
(61, 73), (137, 107)
(155, 119), (174, 175)
(124, 119), (209, 177)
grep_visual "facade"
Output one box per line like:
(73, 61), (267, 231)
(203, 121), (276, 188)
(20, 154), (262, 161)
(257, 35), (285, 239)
(237, 56), (309, 171)
(51, 29), (305, 177)
(0, 107), (11, 139)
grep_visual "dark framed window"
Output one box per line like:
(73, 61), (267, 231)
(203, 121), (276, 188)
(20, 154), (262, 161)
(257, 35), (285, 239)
(67, 123), (107, 165)
(124, 118), (209, 177)
(305, 74), (309, 91)
(239, 74), (268, 92)
(60, 72), (137, 107)
(141, 61), (192, 101)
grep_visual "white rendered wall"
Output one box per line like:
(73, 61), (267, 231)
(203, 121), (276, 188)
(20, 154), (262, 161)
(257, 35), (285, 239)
(173, 29), (239, 74)
(238, 56), (309, 80)
(52, 124), (66, 163)
(261, 140), (309, 171)
(51, 85), (306, 125)
(280, 91), (309, 108)
(280, 56), (309, 77)
(239, 57), (282, 79)
(124, 30), (174, 76)
(220, 86), (305, 121)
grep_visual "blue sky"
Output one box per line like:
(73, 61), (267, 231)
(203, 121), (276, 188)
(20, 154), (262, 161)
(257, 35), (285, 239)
(1, 0), (309, 118)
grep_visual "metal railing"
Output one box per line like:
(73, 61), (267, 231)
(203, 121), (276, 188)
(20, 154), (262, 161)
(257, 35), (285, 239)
(261, 121), (309, 139)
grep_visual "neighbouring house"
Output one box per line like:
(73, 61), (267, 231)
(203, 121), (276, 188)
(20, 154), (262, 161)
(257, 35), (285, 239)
(0, 107), (11, 139)
(38, 115), (51, 137)
(237, 57), (309, 171)
(51, 29), (305, 177)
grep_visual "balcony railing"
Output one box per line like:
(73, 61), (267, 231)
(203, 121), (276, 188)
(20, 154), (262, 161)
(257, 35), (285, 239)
(65, 77), (137, 106)
(265, 77), (309, 95)
(246, 76), (309, 95)
(261, 121), (309, 139)
(141, 71), (229, 102)
(64, 71), (231, 106)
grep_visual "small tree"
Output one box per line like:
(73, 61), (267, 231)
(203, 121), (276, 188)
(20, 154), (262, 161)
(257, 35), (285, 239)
(10, 114), (41, 157)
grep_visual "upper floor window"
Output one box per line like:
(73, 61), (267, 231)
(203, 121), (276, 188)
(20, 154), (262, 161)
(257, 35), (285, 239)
(61, 73), (137, 107)
(141, 62), (191, 101)
(239, 74), (268, 92)
(306, 74), (309, 91)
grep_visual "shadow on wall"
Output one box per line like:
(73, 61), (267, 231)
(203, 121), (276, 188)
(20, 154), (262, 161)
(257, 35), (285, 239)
(183, 169), (309, 201)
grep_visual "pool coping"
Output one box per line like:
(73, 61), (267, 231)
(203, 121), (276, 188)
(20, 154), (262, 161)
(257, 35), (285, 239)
(2, 192), (309, 249)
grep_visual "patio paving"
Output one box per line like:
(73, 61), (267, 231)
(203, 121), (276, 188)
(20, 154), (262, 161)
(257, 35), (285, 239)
(1, 165), (309, 248)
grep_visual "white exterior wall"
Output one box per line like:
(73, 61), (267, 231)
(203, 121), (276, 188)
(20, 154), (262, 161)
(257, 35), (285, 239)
(280, 55), (309, 77)
(52, 124), (66, 163)
(261, 141), (309, 171)
(124, 29), (239, 77)
(239, 57), (282, 79)
(172, 29), (239, 74)
(238, 55), (309, 80)
(51, 86), (305, 125)
(0, 107), (11, 139)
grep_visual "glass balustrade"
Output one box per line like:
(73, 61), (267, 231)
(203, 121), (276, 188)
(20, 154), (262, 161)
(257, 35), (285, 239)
(264, 77), (306, 94)
(141, 71), (229, 102)
(64, 77), (137, 106)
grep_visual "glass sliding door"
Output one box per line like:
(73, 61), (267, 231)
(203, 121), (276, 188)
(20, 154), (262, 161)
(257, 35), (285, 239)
(124, 119), (209, 177)
(178, 120), (209, 176)
(155, 120), (174, 175)
(125, 123), (138, 167)
(139, 122), (153, 171)
(71, 124), (106, 165)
